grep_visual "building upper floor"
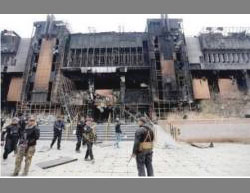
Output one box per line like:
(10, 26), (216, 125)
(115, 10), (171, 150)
(186, 27), (250, 70)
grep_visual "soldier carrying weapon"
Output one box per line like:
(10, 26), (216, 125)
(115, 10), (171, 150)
(1, 117), (20, 160)
(13, 116), (40, 176)
(131, 117), (154, 176)
(50, 115), (65, 150)
(75, 117), (86, 153)
(83, 118), (97, 163)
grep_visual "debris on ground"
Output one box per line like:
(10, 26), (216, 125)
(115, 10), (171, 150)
(36, 157), (78, 169)
(190, 142), (214, 149)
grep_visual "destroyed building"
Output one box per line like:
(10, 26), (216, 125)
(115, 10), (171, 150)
(186, 27), (250, 117)
(1, 15), (250, 122)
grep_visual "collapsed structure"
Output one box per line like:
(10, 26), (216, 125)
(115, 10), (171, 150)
(1, 15), (250, 123)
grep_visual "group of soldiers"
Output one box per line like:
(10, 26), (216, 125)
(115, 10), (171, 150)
(1, 114), (39, 176)
(1, 113), (155, 177)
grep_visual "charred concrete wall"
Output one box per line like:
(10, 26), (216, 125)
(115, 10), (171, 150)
(23, 15), (70, 104)
(2, 16), (250, 120)
(186, 27), (250, 118)
(1, 30), (31, 113)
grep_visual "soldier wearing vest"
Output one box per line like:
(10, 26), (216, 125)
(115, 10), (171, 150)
(83, 118), (96, 163)
(1, 117), (20, 160)
(50, 116), (65, 150)
(132, 117), (154, 176)
(13, 116), (40, 176)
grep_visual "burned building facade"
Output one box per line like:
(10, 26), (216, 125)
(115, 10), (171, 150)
(1, 15), (250, 122)
(186, 27), (250, 116)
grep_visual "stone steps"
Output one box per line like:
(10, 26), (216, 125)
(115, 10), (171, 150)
(38, 124), (138, 141)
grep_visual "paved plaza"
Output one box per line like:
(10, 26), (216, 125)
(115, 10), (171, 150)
(1, 140), (250, 177)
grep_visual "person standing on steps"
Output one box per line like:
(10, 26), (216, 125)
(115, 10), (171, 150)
(132, 117), (155, 177)
(50, 116), (65, 150)
(13, 116), (40, 176)
(83, 118), (96, 163)
(114, 118), (122, 148)
(1, 117), (20, 160)
(75, 117), (86, 153)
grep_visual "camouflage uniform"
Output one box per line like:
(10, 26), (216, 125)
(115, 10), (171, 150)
(14, 145), (36, 176)
(13, 123), (40, 176)
(83, 125), (96, 160)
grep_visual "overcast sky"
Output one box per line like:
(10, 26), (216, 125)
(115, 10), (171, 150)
(1, 14), (250, 38)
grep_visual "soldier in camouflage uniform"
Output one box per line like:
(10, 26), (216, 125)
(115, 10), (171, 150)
(13, 116), (40, 176)
(83, 118), (96, 163)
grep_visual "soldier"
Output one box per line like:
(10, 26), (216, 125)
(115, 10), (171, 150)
(13, 116), (40, 176)
(50, 116), (65, 150)
(132, 117), (154, 177)
(75, 117), (86, 153)
(17, 112), (27, 133)
(114, 118), (122, 148)
(1, 117), (20, 160)
(83, 118), (96, 163)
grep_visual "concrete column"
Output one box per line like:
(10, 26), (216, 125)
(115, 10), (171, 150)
(233, 53), (239, 63)
(120, 76), (125, 103)
(224, 53), (229, 63)
(205, 53), (209, 63)
(214, 53), (219, 63)
(210, 53), (215, 63)
(88, 75), (95, 101)
(229, 53), (234, 63)
(219, 53), (224, 63)
(244, 53), (249, 63)
(239, 53), (244, 63)
(245, 71), (250, 94)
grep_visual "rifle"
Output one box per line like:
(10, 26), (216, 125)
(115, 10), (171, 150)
(127, 154), (135, 165)
(19, 133), (28, 153)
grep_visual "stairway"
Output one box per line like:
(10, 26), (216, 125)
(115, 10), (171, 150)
(38, 123), (138, 142)
(16, 101), (31, 115)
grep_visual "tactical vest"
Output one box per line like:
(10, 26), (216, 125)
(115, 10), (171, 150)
(10, 126), (19, 136)
(83, 126), (97, 142)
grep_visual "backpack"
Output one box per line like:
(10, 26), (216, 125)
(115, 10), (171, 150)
(138, 127), (154, 152)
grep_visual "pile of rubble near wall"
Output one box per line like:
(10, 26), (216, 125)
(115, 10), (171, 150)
(199, 94), (250, 118)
